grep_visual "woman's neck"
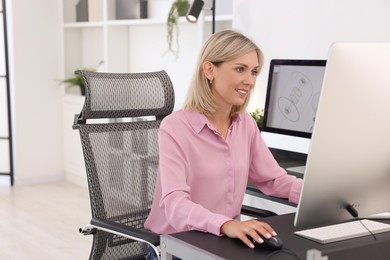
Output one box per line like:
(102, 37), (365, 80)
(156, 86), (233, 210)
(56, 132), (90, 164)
(207, 109), (232, 139)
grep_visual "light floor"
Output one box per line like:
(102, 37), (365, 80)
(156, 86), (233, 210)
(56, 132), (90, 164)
(0, 181), (93, 259)
(0, 180), (297, 260)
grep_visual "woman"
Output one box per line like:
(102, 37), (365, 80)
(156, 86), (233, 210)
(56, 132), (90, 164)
(144, 30), (302, 255)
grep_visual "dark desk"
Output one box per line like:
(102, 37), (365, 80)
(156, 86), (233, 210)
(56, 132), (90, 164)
(160, 213), (390, 260)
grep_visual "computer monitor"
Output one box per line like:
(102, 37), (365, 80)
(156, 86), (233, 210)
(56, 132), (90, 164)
(262, 59), (326, 173)
(262, 59), (327, 139)
(294, 42), (390, 229)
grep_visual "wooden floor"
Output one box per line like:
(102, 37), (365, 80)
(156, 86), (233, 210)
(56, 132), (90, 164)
(0, 181), (93, 259)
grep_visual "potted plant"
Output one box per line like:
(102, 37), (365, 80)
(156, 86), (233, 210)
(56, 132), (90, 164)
(167, 0), (190, 58)
(61, 61), (103, 95)
(61, 72), (86, 95)
(250, 108), (264, 131)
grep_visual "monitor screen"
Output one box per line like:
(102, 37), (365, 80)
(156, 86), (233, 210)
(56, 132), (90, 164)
(262, 59), (326, 139)
(294, 42), (390, 229)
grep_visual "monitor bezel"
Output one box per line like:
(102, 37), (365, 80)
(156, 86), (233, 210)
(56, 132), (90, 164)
(262, 59), (327, 139)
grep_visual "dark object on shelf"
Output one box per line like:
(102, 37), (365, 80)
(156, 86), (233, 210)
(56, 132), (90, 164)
(76, 0), (89, 22)
(116, 0), (148, 19)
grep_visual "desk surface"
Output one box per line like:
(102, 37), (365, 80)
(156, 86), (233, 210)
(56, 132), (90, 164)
(161, 213), (390, 260)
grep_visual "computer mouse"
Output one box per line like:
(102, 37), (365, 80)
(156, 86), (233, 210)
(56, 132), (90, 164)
(253, 235), (284, 250)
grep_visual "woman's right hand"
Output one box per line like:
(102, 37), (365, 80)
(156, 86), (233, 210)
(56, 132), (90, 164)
(220, 219), (277, 248)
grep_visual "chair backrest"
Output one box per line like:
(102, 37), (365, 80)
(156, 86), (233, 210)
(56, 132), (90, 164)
(73, 70), (174, 259)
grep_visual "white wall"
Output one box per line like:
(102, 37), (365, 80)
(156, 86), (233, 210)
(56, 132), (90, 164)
(9, 0), (64, 184)
(6, 0), (232, 186)
(233, 0), (390, 152)
(127, 22), (201, 110)
(7, 0), (389, 184)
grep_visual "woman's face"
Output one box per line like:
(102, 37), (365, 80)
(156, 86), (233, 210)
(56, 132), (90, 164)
(210, 50), (259, 110)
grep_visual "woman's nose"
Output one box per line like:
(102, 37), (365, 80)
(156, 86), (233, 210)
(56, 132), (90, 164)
(244, 73), (256, 86)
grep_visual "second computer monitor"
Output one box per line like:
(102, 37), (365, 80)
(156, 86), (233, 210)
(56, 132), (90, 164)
(262, 59), (326, 139)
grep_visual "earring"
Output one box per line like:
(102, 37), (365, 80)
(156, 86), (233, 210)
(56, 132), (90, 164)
(209, 79), (213, 85)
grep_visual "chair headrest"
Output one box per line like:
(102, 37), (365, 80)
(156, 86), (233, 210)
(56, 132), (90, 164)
(77, 70), (175, 121)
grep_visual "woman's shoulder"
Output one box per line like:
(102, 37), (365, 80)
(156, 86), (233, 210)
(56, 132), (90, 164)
(237, 111), (257, 126)
(162, 109), (186, 123)
(161, 109), (206, 132)
(239, 111), (253, 121)
(235, 111), (259, 137)
(164, 109), (204, 121)
(161, 109), (193, 128)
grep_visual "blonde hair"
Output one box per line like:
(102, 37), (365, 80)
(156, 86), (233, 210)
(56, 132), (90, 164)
(184, 30), (264, 117)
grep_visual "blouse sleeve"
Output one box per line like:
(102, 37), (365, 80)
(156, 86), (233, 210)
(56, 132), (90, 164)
(248, 118), (302, 204)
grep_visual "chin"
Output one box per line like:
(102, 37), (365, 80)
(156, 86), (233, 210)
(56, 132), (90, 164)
(233, 99), (246, 106)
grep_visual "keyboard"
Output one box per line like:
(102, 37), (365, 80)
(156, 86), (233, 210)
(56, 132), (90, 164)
(294, 219), (390, 244)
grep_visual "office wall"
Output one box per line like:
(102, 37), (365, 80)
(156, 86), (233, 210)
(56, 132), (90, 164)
(233, 0), (390, 152)
(9, 0), (64, 184)
(8, 1), (389, 184)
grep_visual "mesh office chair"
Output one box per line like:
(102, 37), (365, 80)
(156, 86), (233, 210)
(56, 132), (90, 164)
(73, 70), (174, 259)
(73, 70), (276, 260)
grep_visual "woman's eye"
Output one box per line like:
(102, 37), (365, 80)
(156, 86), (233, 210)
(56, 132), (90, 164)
(236, 67), (245, 73)
(252, 70), (259, 77)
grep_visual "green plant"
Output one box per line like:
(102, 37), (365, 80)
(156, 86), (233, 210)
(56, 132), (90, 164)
(167, 0), (190, 58)
(61, 62), (103, 95)
(250, 108), (264, 130)
(61, 72), (87, 95)
(61, 66), (99, 95)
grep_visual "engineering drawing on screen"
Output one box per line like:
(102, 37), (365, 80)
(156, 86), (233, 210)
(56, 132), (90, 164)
(268, 65), (325, 134)
(278, 71), (318, 131)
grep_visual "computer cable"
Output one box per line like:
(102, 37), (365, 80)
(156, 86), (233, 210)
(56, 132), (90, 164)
(357, 218), (377, 241)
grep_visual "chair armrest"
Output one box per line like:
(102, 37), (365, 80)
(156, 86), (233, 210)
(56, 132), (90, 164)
(240, 205), (277, 218)
(91, 218), (160, 246)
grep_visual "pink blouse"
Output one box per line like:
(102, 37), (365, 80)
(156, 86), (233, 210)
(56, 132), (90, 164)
(144, 109), (302, 236)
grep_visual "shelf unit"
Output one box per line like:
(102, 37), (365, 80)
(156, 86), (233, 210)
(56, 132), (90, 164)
(62, 0), (232, 77)
(62, 0), (232, 186)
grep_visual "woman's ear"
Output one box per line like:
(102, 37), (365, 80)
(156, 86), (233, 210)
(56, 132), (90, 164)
(202, 61), (214, 82)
